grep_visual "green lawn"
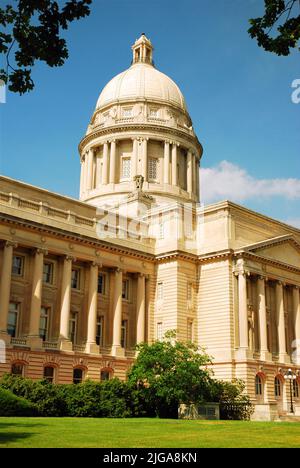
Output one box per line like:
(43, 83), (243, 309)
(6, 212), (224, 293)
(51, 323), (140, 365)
(0, 417), (299, 448)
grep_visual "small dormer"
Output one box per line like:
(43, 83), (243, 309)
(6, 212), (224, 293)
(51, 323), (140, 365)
(132, 33), (154, 65)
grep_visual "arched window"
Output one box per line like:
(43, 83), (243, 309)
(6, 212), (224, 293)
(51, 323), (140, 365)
(73, 368), (83, 384)
(43, 366), (55, 383)
(293, 380), (299, 398)
(255, 375), (263, 396)
(100, 369), (112, 381)
(11, 362), (24, 376)
(274, 377), (281, 397)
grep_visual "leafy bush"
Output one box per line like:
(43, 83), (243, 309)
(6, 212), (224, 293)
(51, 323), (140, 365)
(59, 379), (131, 418)
(214, 379), (254, 420)
(0, 387), (38, 416)
(0, 374), (66, 416)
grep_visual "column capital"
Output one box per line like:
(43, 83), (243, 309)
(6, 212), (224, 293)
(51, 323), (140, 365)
(4, 240), (18, 249)
(32, 247), (48, 256)
(91, 261), (102, 268)
(64, 255), (76, 262)
(294, 285), (300, 290)
(137, 272), (145, 278)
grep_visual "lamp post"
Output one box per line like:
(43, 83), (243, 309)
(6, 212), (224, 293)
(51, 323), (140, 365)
(284, 368), (296, 414)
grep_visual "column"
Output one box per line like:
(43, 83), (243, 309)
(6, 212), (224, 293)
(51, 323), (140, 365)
(102, 141), (109, 184)
(27, 249), (46, 348)
(276, 281), (289, 363)
(112, 268), (124, 356)
(136, 274), (145, 344)
(187, 150), (193, 194)
(59, 256), (73, 350)
(141, 138), (147, 179)
(86, 148), (94, 190)
(164, 141), (170, 184)
(84, 152), (89, 193)
(132, 138), (138, 178)
(192, 153), (196, 194)
(293, 286), (300, 364)
(257, 276), (271, 361)
(79, 156), (85, 196)
(0, 241), (16, 342)
(86, 262), (100, 354)
(171, 142), (177, 186)
(195, 157), (200, 200)
(237, 271), (249, 357)
(109, 140), (116, 184)
(95, 152), (102, 189)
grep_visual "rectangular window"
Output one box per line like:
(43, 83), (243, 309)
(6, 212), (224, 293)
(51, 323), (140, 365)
(157, 322), (163, 342)
(121, 320), (128, 348)
(7, 302), (19, 337)
(121, 158), (131, 179)
(39, 306), (49, 341)
(98, 273), (106, 294)
(43, 262), (53, 284)
(12, 255), (24, 276)
(148, 157), (158, 180)
(159, 222), (164, 239)
(122, 279), (130, 300)
(96, 316), (104, 346)
(122, 107), (132, 118)
(157, 282), (163, 301)
(187, 283), (193, 301)
(69, 312), (77, 344)
(71, 269), (80, 289)
(187, 319), (193, 342)
(149, 108), (158, 118)
(44, 366), (54, 383)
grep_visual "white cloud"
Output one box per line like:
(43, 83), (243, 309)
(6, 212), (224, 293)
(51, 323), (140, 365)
(201, 161), (300, 204)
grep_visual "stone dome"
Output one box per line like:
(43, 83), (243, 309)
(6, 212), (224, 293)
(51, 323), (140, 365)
(96, 63), (187, 112)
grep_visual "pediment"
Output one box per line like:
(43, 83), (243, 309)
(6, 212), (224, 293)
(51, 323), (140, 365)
(243, 235), (300, 269)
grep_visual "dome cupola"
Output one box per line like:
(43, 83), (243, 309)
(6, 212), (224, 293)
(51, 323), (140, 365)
(79, 35), (202, 210)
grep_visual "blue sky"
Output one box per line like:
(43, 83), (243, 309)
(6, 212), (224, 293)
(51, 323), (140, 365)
(0, 0), (299, 226)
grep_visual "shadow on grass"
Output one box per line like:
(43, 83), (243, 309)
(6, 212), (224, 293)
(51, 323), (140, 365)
(0, 421), (46, 446)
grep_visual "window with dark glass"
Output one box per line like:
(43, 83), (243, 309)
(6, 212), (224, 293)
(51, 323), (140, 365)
(12, 256), (23, 276)
(11, 363), (24, 376)
(121, 320), (128, 348)
(73, 368), (83, 384)
(100, 370), (110, 381)
(122, 279), (129, 300)
(43, 262), (53, 284)
(255, 375), (263, 396)
(39, 307), (49, 341)
(96, 317), (104, 346)
(98, 274), (105, 294)
(274, 377), (281, 397)
(293, 380), (299, 398)
(43, 366), (54, 383)
(7, 302), (19, 337)
(69, 312), (77, 344)
(71, 269), (80, 289)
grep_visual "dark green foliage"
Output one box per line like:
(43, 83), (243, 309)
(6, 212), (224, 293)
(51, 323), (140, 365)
(249, 0), (300, 56)
(0, 374), (66, 416)
(58, 379), (131, 418)
(127, 331), (217, 418)
(0, 1), (92, 94)
(0, 387), (38, 416)
(214, 379), (254, 420)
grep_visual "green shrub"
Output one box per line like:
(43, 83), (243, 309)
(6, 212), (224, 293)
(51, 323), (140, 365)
(0, 374), (66, 416)
(214, 379), (254, 420)
(59, 379), (131, 417)
(0, 387), (38, 416)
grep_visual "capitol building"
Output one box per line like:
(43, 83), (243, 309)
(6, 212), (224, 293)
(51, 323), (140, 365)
(0, 35), (299, 420)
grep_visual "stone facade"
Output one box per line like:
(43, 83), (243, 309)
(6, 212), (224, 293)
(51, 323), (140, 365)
(0, 35), (299, 420)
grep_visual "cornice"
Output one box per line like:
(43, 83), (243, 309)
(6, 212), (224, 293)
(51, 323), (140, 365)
(78, 123), (202, 155)
(0, 214), (156, 262)
(234, 251), (300, 275)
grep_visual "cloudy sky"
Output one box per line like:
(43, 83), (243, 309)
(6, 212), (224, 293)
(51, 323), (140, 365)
(0, 0), (299, 227)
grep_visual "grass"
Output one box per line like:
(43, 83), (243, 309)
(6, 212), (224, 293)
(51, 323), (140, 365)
(0, 417), (299, 448)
